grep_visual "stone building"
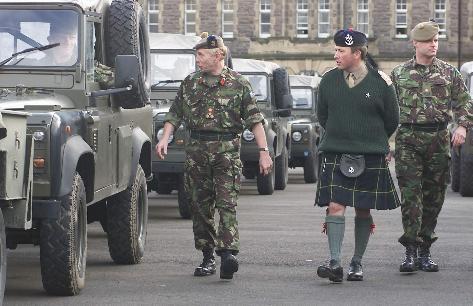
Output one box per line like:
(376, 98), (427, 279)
(148, 0), (473, 74)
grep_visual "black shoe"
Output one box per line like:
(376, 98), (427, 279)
(417, 248), (439, 272)
(317, 259), (343, 283)
(347, 261), (363, 281)
(194, 257), (216, 276)
(220, 254), (239, 279)
(400, 245), (418, 272)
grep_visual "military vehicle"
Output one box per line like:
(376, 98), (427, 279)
(0, 110), (34, 302)
(451, 61), (473, 196)
(233, 58), (292, 195)
(288, 74), (321, 183)
(148, 33), (200, 219)
(0, 0), (152, 296)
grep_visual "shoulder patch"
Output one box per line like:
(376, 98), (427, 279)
(378, 70), (393, 86)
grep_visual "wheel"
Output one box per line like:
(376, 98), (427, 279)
(156, 182), (173, 195)
(177, 174), (191, 219)
(273, 68), (291, 109)
(274, 145), (289, 190)
(459, 145), (473, 197)
(106, 0), (150, 108)
(451, 147), (460, 192)
(107, 165), (148, 264)
(40, 173), (87, 296)
(257, 160), (275, 195)
(304, 152), (319, 183)
(242, 168), (255, 179)
(0, 210), (6, 302)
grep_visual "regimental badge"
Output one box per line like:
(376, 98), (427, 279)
(219, 77), (226, 86)
(365, 92), (371, 98)
(345, 34), (354, 46)
(206, 107), (215, 119)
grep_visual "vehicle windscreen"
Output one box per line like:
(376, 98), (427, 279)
(151, 53), (195, 87)
(0, 9), (79, 67)
(291, 88), (313, 109)
(241, 74), (268, 101)
(470, 76), (473, 94)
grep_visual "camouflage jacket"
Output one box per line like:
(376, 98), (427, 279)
(94, 61), (114, 89)
(165, 66), (264, 137)
(391, 57), (473, 128)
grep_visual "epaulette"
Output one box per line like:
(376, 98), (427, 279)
(377, 70), (393, 86)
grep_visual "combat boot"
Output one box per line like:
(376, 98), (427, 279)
(220, 250), (239, 279)
(194, 248), (216, 276)
(399, 244), (418, 272)
(317, 259), (343, 282)
(417, 247), (439, 272)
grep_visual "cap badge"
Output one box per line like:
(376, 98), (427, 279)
(345, 33), (354, 46)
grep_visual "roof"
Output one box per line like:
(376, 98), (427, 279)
(460, 61), (473, 77)
(0, 0), (109, 11)
(232, 58), (280, 75)
(289, 74), (321, 88)
(149, 33), (201, 51)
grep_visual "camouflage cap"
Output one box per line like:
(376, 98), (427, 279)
(194, 32), (225, 50)
(334, 29), (368, 47)
(410, 20), (439, 41)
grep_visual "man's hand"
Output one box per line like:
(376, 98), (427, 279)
(155, 140), (168, 160)
(259, 151), (273, 175)
(452, 125), (467, 147)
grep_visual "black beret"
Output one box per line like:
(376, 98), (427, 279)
(194, 33), (225, 50)
(334, 29), (367, 47)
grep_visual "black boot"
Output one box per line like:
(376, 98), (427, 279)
(399, 244), (418, 272)
(317, 259), (343, 283)
(194, 248), (216, 276)
(220, 250), (239, 279)
(417, 247), (439, 272)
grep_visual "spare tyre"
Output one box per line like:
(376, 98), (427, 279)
(273, 67), (292, 109)
(106, 0), (150, 109)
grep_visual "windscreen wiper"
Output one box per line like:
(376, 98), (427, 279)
(151, 79), (182, 89)
(0, 43), (60, 67)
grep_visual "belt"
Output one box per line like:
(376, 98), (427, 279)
(400, 122), (447, 132)
(189, 130), (238, 141)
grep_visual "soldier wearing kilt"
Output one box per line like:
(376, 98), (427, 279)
(315, 29), (400, 282)
(391, 21), (473, 273)
(156, 33), (272, 280)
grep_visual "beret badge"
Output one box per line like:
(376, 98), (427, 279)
(344, 34), (354, 46)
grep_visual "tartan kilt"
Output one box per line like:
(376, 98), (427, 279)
(315, 153), (400, 210)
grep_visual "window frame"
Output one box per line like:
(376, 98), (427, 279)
(356, 0), (369, 37)
(184, 0), (197, 36)
(318, 0), (330, 38)
(260, 0), (271, 38)
(296, 0), (309, 38)
(395, 0), (408, 38)
(434, 0), (447, 38)
(148, 0), (159, 33)
(222, 0), (234, 38)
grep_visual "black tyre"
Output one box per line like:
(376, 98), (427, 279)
(156, 182), (173, 195)
(177, 174), (191, 219)
(242, 168), (255, 180)
(274, 145), (289, 190)
(459, 145), (473, 197)
(304, 151), (319, 184)
(257, 161), (275, 195)
(273, 67), (291, 109)
(451, 147), (461, 192)
(0, 210), (6, 302)
(107, 165), (148, 264)
(106, 0), (150, 108)
(40, 173), (87, 296)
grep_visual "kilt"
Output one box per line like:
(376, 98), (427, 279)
(315, 153), (400, 210)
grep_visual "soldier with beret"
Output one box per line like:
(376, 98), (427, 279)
(315, 29), (400, 283)
(155, 33), (272, 280)
(391, 20), (473, 273)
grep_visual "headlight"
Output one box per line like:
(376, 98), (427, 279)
(242, 129), (255, 141)
(157, 128), (174, 143)
(33, 131), (46, 141)
(292, 131), (302, 142)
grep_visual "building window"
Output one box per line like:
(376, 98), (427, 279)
(149, 0), (159, 33)
(357, 0), (369, 36)
(296, 0), (309, 38)
(434, 0), (447, 38)
(185, 0), (197, 35)
(260, 0), (271, 38)
(222, 0), (233, 38)
(318, 0), (330, 38)
(395, 0), (407, 38)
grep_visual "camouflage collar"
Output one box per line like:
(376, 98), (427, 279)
(198, 66), (236, 88)
(410, 56), (440, 69)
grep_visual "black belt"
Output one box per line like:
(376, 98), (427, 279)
(400, 122), (447, 132)
(189, 130), (238, 141)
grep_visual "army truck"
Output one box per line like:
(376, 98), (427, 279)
(148, 33), (200, 219)
(0, 0), (152, 296)
(0, 111), (34, 302)
(451, 61), (473, 196)
(288, 74), (321, 183)
(233, 58), (292, 195)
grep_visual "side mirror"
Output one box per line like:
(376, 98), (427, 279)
(115, 55), (140, 90)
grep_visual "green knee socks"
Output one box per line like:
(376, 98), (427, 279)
(352, 215), (373, 263)
(326, 215), (345, 265)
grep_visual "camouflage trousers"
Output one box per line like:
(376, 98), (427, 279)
(395, 127), (450, 247)
(184, 148), (242, 255)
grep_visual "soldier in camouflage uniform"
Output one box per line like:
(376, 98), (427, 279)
(391, 20), (473, 273)
(155, 33), (272, 280)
